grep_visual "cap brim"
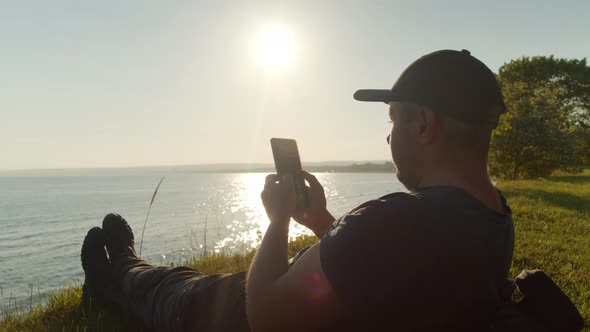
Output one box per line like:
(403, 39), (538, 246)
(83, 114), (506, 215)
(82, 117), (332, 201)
(353, 89), (394, 104)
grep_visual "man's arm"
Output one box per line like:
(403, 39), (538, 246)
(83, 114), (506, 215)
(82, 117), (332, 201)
(246, 174), (343, 331)
(247, 239), (343, 331)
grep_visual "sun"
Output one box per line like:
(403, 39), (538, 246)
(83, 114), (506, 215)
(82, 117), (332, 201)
(255, 26), (295, 70)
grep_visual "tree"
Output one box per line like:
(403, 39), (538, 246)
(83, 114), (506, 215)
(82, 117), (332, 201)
(489, 56), (590, 179)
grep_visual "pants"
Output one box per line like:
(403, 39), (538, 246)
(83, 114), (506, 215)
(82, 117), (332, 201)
(110, 257), (250, 332)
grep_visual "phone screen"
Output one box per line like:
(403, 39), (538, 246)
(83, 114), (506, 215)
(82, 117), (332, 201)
(270, 138), (309, 210)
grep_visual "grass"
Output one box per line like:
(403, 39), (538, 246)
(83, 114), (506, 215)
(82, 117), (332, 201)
(496, 168), (590, 329)
(0, 236), (318, 332)
(1, 170), (589, 331)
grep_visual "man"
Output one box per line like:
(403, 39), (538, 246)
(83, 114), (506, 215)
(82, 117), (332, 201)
(81, 49), (514, 331)
(247, 49), (513, 331)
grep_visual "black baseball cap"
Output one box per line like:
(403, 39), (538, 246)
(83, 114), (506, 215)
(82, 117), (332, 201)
(353, 49), (506, 127)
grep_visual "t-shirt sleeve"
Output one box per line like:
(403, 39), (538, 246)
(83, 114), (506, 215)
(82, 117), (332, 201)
(319, 194), (420, 313)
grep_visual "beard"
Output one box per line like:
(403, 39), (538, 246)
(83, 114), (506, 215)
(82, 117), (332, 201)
(396, 168), (416, 191)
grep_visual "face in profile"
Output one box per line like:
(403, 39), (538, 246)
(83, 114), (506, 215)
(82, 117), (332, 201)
(388, 102), (420, 190)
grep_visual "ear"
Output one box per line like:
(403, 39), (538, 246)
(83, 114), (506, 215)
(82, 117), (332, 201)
(415, 107), (437, 145)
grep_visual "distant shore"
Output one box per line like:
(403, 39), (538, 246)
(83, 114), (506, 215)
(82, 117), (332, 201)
(0, 161), (396, 176)
(197, 162), (396, 174)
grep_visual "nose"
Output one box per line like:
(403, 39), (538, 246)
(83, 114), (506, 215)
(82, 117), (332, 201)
(386, 134), (390, 144)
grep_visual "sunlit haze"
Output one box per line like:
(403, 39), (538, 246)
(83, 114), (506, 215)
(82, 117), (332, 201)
(1, 0), (589, 170)
(256, 25), (295, 70)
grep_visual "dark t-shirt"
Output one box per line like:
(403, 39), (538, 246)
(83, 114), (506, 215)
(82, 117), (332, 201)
(320, 186), (514, 331)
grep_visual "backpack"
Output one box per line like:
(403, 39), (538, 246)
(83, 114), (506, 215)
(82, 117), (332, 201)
(492, 269), (584, 332)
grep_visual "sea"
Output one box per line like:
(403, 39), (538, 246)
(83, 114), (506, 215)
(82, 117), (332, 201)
(0, 172), (404, 312)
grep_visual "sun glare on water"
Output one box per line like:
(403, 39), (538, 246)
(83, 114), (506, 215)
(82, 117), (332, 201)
(255, 26), (295, 70)
(213, 173), (313, 252)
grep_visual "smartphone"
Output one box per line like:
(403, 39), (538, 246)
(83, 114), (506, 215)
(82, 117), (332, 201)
(270, 138), (309, 210)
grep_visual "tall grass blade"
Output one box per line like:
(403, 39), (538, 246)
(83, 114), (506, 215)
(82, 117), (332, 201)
(139, 176), (165, 258)
(203, 214), (208, 256)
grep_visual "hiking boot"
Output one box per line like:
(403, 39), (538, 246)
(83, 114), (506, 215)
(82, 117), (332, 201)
(102, 213), (138, 261)
(81, 227), (111, 307)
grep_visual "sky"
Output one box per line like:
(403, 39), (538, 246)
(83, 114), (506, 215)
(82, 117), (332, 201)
(1, 0), (589, 170)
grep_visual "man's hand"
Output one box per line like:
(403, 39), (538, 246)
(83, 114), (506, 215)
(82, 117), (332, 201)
(261, 174), (296, 224)
(292, 171), (335, 238)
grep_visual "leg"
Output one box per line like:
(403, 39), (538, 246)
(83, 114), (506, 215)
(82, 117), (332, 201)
(111, 258), (212, 331)
(100, 214), (249, 332)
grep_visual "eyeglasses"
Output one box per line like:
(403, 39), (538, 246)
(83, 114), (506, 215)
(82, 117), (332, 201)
(386, 134), (391, 144)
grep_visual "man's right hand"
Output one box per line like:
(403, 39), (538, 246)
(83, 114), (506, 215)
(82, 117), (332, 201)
(292, 171), (335, 238)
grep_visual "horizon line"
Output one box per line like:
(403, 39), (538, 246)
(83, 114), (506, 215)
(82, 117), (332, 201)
(0, 160), (393, 172)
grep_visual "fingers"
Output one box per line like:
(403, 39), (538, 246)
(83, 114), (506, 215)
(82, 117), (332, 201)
(265, 174), (279, 185)
(262, 174), (278, 200)
(260, 174), (297, 222)
(263, 174), (294, 193)
(265, 174), (294, 185)
(301, 171), (320, 186)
